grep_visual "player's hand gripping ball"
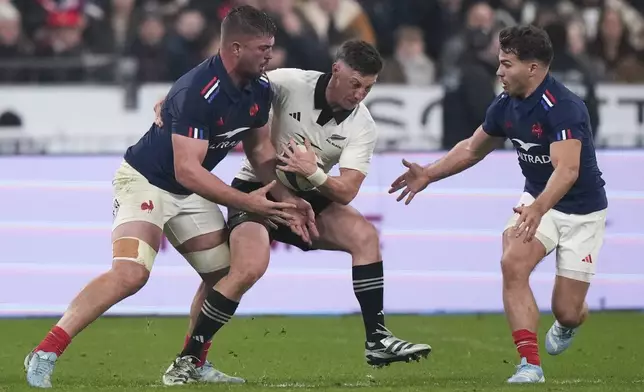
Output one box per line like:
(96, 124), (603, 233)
(276, 139), (322, 192)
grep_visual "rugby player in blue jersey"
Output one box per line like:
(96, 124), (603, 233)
(25, 6), (316, 388)
(390, 25), (607, 384)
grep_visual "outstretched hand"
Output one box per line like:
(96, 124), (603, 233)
(388, 159), (432, 205)
(272, 196), (319, 245)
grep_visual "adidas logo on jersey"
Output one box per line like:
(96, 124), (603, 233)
(289, 112), (301, 121)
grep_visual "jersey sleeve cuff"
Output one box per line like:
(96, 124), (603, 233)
(552, 128), (582, 142)
(339, 164), (369, 176)
(173, 125), (209, 140)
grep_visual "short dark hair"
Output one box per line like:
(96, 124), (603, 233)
(335, 40), (383, 76)
(221, 5), (276, 40)
(499, 24), (554, 66)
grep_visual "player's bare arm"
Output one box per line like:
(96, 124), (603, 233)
(244, 124), (301, 201)
(277, 138), (365, 205)
(513, 138), (581, 242)
(313, 167), (364, 205)
(389, 126), (505, 204)
(154, 96), (165, 125)
(243, 125), (319, 242)
(172, 134), (297, 221)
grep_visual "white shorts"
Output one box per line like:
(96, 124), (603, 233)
(112, 161), (227, 270)
(504, 192), (607, 283)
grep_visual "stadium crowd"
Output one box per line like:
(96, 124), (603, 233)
(0, 0), (642, 85)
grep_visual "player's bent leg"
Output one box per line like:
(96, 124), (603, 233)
(26, 221), (163, 388)
(215, 221), (271, 300)
(164, 222), (268, 385)
(166, 229), (243, 385)
(545, 277), (589, 356)
(163, 200), (258, 386)
(501, 200), (557, 383)
(314, 203), (431, 367)
(172, 230), (230, 338)
(545, 208), (605, 356)
(501, 230), (548, 383)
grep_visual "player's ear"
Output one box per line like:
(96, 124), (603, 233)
(331, 62), (340, 75)
(528, 61), (539, 75)
(231, 41), (242, 57)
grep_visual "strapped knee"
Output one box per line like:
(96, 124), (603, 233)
(112, 237), (157, 271)
(184, 242), (230, 273)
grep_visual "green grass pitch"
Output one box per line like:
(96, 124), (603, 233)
(2, 312), (643, 391)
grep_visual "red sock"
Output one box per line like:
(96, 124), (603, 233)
(184, 334), (212, 367)
(512, 329), (540, 366)
(34, 326), (71, 357)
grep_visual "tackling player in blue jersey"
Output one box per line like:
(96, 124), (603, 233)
(24, 6), (316, 389)
(389, 25), (607, 384)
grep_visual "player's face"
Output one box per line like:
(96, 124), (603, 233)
(330, 62), (377, 110)
(238, 35), (274, 78)
(496, 50), (535, 98)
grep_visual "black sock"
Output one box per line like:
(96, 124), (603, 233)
(181, 289), (238, 359)
(352, 261), (385, 342)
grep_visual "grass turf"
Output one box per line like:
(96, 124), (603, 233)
(2, 312), (642, 391)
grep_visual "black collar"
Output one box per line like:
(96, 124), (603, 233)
(213, 54), (252, 102)
(314, 73), (354, 126)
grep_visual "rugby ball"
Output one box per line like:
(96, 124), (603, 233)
(276, 144), (317, 192)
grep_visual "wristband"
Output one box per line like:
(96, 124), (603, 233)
(306, 167), (328, 187)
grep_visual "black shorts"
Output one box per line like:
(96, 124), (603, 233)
(227, 178), (334, 251)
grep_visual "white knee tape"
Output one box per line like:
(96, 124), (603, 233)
(112, 237), (157, 271)
(184, 242), (230, 273)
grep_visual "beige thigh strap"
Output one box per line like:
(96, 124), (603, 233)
(183, 242), (230, 274)
(112, 237), (158, 271)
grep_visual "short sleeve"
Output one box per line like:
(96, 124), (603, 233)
(338, 120), (377, 175)
(544, 100), (589, 143)
(266, 68), (295, 111)
(252, 80), (273, 129)
(481, 93), (507, 138)
(165, 87), (211, 140)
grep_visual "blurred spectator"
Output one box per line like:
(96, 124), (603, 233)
(544, 20), (600, 138)
(492, 0), (538, 26)
(83, 0), (137, 55)
(33, 9), (86, 83)
(139, 0), (191, 18)
(0, 1), (32, 83)
(440, 1), (496, 79)
(588, 5), (641, 81)
(0, 0), (641, 87)
(442, 26), (499, 149)
(260, 0), (332, 72)
(166, 8), (207, 80)
(379, 25), (435, 85)
(438, 0), (465, 38)
(299, 0), (376, 58)
(127, 13), (170, 82)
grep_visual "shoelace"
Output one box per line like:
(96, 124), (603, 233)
(556, 324), (575, 339)
(169, 357), (199, 379)
(374, 324), (394, 338)
(33, 355), (54, 377)
(514, 363), (534, 377)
